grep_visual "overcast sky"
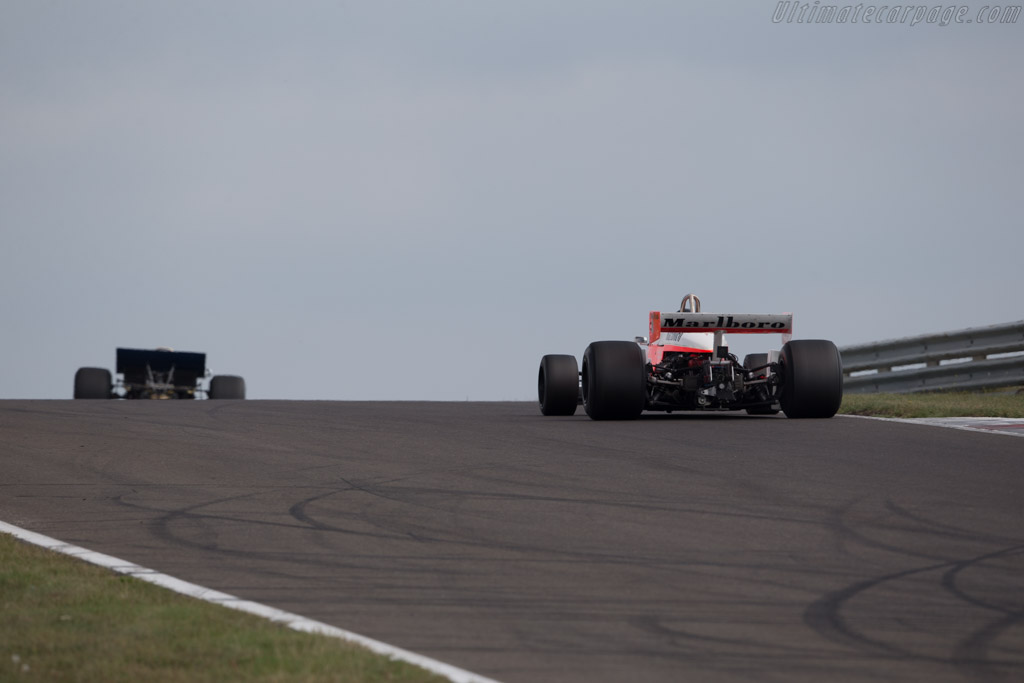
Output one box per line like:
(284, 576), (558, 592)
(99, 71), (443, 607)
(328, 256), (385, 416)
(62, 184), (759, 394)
(2, 1), (1021, 400)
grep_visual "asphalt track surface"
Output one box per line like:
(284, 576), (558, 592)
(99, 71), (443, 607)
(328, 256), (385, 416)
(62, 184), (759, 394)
(2, 400), (1022, 683)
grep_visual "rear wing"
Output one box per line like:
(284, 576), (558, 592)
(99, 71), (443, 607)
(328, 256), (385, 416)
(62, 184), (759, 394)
(116, 350), (205, 376)
(649, 312), (793, 345)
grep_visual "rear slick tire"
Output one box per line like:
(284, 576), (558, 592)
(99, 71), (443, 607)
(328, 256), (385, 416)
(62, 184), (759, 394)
(779, 340), (843, 418)
(538, 355), (579, 416)
(582, 341), (646, 421)
(209, 375), (246, 399)
(74, 367), (112, 399)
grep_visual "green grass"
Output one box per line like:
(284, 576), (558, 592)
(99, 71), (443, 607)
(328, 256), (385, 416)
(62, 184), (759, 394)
(840, 388), (1024, 418)
(0, 533), (448, 683)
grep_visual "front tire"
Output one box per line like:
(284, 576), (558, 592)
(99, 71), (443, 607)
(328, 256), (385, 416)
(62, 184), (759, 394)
(582, 341), (646, 420)
(778, 340), (843, 418)
(209, 375), (246, 399)
(538, 355), (579, 416)
(74, 367), (112, 399)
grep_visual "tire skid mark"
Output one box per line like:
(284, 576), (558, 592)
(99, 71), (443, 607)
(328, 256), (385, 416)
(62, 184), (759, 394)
(286, 473), (827, 572)
(951, 612), (1024, 682)
(630, 615), (824, 657)
(114, 489), (404, 567)
(803, 560), (955, 661)
(291, 475), (454, 539)
(885, 500), (1024, 549)
(829, 497), (977, 566)
(150, 491), (280, 556)
(806, 498), (1024, 676)
(127, 483), (834, 595)
(941, 545), (1024, 615)
(287, 485), (417, 541)
(944, 546), (1024, 681)
(301, 468), (827, 539)
(290, 483), (766, 568)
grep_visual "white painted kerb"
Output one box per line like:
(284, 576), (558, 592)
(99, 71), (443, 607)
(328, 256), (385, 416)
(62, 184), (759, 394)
(0, 520), (501, 683)
(841, 414), (1024, 438)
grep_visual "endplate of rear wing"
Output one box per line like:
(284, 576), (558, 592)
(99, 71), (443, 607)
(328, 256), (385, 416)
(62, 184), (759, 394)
(650, 312), (793, 343)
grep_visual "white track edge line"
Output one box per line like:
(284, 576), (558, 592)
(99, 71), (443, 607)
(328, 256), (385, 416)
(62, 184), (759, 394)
(0, 520), (501, 683)
(839, 414), (1024, 438)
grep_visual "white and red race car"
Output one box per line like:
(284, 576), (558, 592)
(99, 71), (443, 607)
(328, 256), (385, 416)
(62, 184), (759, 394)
(538, 294), (843, 420)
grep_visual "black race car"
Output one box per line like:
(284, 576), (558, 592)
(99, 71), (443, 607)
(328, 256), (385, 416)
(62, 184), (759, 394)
(74, 348), (245, 399)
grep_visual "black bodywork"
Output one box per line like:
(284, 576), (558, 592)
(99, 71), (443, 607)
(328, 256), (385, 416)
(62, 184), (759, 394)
(117, 348), (207, 399)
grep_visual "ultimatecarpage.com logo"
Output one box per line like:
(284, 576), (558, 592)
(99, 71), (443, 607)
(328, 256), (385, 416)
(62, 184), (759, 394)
(772, 2), (1021, 25)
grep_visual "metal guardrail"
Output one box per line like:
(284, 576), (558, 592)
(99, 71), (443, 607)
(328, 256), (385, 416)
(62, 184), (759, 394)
(839, 321), (1024, 393)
